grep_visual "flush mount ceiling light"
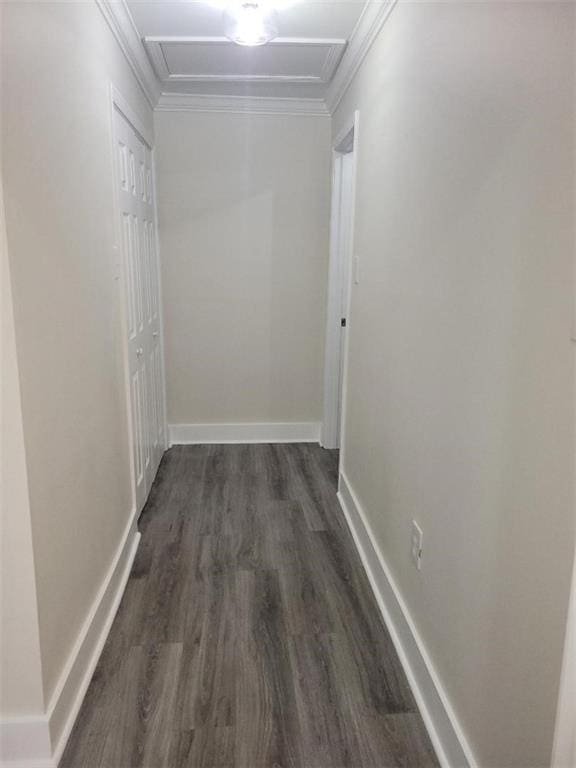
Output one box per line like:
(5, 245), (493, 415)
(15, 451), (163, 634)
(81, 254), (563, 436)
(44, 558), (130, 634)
(223, 1), (279, 47)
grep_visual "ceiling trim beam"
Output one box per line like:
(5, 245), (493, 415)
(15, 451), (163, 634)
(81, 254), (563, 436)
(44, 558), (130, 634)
(95, 0), (161, 108)
(155, 92), (330, 117)
(325, 0), (398, 114)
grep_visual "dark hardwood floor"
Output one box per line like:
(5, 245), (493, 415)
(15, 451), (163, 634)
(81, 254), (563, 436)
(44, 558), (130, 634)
(62, 443), (438, 768)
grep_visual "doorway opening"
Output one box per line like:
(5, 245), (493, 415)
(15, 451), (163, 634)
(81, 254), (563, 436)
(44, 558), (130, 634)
(322, 111), (359, 456)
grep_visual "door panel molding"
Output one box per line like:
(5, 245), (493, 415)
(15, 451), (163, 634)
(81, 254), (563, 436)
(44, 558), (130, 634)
(110, 85), (166, 514)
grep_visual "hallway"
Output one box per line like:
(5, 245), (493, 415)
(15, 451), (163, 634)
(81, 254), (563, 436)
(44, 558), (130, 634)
(61, 444), (437, 767)
(3, 1), (575, 764)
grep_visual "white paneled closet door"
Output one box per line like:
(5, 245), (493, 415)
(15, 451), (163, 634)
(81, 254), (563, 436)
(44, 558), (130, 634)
(114, 105), (165, 513)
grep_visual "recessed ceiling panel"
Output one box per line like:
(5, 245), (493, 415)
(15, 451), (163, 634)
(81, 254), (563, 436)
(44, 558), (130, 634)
(127, 1), (365, 39)
(145, 37), (346, 83)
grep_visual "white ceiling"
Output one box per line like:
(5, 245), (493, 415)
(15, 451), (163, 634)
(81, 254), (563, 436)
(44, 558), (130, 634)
(126, 0), (368, 100)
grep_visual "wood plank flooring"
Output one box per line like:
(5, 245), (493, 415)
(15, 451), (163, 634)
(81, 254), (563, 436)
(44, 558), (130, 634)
(62, 444), (439, 768)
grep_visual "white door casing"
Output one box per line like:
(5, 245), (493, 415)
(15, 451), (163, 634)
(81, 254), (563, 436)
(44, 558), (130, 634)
(322, 111), (359, 452)
(336, 150), (355, 444)
(112, 95), (165, 513)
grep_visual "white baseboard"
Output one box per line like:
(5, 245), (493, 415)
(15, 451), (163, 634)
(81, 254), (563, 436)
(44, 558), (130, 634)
(337, 471), (477, 768)
(168, 421), (321, 445)
(0, 514), (140, 768)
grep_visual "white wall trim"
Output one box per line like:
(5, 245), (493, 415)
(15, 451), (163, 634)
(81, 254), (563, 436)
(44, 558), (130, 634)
(110, 84), (154, 150)
(337, 471), (478, 768)
(0, 514), (140, 768)
(155, 92), (330, 116)
(325, 0), (398, 115)
(95, 0), (161, 109)
(169, 421), (321, 445)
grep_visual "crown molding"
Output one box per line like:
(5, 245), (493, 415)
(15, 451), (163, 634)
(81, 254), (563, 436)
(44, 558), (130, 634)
(325, 0), (398, 115)
(155, 92), (330, 117)
(95, 0), (161, 108)
(96, 0), (398, 117)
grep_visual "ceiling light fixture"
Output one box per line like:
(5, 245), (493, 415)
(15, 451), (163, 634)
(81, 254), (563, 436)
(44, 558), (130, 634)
(223, 1), (278, 47)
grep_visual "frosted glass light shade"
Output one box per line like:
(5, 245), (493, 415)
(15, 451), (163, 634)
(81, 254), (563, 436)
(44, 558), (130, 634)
(223, 2), (278, 46)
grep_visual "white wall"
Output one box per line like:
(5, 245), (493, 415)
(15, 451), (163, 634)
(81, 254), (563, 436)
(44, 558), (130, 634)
(155, 111), (331, 430)
(334, 2), (575, 766)
(0, 151), (44, 722)
(1, 0), (153, 738)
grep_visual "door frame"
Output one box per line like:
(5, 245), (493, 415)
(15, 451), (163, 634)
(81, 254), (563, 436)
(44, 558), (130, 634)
(551, 203), (576, 766)
(552, 552), (576, 766)
(322, 110), (359, 452)
(108, 84), (168, 514)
